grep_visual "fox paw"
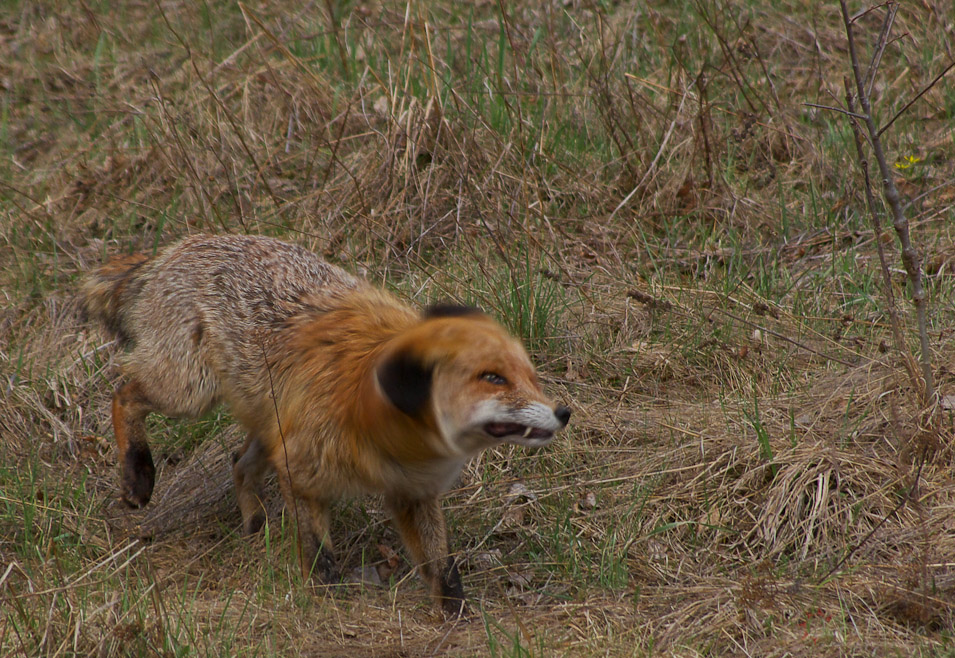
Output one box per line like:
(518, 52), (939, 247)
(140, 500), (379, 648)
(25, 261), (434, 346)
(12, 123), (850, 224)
(441, 597), (470, 620)
(243, 512), (266, 536)
(121, 447), (156, 508)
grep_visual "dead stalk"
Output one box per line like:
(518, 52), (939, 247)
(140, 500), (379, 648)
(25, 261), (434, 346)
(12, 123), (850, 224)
(838, 0), (935, 402)
(842, 77), (919, 388)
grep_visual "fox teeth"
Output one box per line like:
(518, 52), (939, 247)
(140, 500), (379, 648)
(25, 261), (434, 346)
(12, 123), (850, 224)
(523, 426), (533, 438)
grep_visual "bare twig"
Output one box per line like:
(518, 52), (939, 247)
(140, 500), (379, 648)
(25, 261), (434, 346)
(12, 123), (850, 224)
(843, 77), (920, 388)
(877, 59), (955, 138)
(711, 305), (857, 368)
(148, 73), (229, 232)
(839, 0), (934, 401)
(802, 102), (867, 120)
(629, 289), (858, 367)
(259, 336), (303, 571)
(863, 1), (897, 97)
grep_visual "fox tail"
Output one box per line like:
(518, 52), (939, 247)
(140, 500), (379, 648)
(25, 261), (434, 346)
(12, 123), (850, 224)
(80, 252), (151, 345)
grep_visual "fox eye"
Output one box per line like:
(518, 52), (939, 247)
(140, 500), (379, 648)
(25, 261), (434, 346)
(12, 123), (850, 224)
(479, 372), (508, 386)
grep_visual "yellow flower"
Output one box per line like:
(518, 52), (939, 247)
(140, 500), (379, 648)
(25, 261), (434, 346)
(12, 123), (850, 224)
(894, 155), (922, 170)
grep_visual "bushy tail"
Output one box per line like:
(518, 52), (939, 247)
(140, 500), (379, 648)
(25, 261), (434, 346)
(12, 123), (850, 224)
(80, 252), (151, 345)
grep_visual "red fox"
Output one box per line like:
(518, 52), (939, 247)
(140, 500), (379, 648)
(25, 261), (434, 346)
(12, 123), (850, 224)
(82, 234), (570, 616)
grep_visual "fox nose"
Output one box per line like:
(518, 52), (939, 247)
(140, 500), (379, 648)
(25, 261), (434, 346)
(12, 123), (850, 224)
(554, 405), (571, 427)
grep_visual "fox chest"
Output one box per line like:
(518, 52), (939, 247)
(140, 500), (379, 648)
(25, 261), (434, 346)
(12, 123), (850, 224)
(278, 434), (465, 500)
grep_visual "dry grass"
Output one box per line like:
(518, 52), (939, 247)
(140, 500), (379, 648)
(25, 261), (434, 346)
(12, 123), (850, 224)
(3, 0), (955, 655)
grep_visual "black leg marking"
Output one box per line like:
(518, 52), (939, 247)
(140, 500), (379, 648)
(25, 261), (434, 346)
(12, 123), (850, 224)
(304, 538), (340, 584)
(244, 511), (266, 536)
(121, 444), (156, 508)
(440, 556), (467, 618)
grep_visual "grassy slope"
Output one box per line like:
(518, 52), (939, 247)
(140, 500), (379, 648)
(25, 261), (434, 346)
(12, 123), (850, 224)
(2, 0), (955, 655)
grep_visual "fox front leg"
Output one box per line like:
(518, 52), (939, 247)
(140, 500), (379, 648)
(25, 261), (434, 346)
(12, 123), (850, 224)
(386, 495), (466, 618)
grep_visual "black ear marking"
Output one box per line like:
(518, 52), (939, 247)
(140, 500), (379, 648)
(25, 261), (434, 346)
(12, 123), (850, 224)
(422, 303), (485, 319)
(376, 349), (433, 417)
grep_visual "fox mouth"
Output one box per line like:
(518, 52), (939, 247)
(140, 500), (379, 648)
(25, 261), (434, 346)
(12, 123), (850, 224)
(483, 422), (554, 442)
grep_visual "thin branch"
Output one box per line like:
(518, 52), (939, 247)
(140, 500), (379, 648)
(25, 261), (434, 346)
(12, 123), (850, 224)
(848, 2), (888, 24)
(802, 102), (867, 120)
(839, 0), (934, 402)
(843, 77), (919, 387)
(628, 290), (858, 368)
(863, 2), (898, 97)
(878, 59), (955, 138)
(710, 305), (857, 368)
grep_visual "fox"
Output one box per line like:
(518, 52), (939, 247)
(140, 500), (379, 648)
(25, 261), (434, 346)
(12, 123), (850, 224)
(81, 233), (570, 617)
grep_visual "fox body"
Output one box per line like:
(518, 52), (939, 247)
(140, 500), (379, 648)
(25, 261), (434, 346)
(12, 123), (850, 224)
(82, 234), (570, 615)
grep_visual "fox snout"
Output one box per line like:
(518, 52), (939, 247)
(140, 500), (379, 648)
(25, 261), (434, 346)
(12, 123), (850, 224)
(480, 400), (571, 449)
(555, 404), (571, 427)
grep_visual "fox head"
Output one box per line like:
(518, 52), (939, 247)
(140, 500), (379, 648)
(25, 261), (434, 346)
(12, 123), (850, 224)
(376, 305), (571, 457)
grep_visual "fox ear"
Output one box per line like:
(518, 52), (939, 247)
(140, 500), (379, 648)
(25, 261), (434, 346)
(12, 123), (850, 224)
(376, 349), (433, 417)
(423, 304), (484, 319)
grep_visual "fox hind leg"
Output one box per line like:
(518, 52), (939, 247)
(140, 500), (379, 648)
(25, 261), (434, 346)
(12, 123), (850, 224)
(111, 380), (157, 508)
(232, 434), (270, 535)
(275, 469), (339, 584)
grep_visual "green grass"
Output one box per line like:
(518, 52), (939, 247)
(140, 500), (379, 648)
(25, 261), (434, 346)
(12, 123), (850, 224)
(462, 249), (568, 355)
(147, 410), (234, 461)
